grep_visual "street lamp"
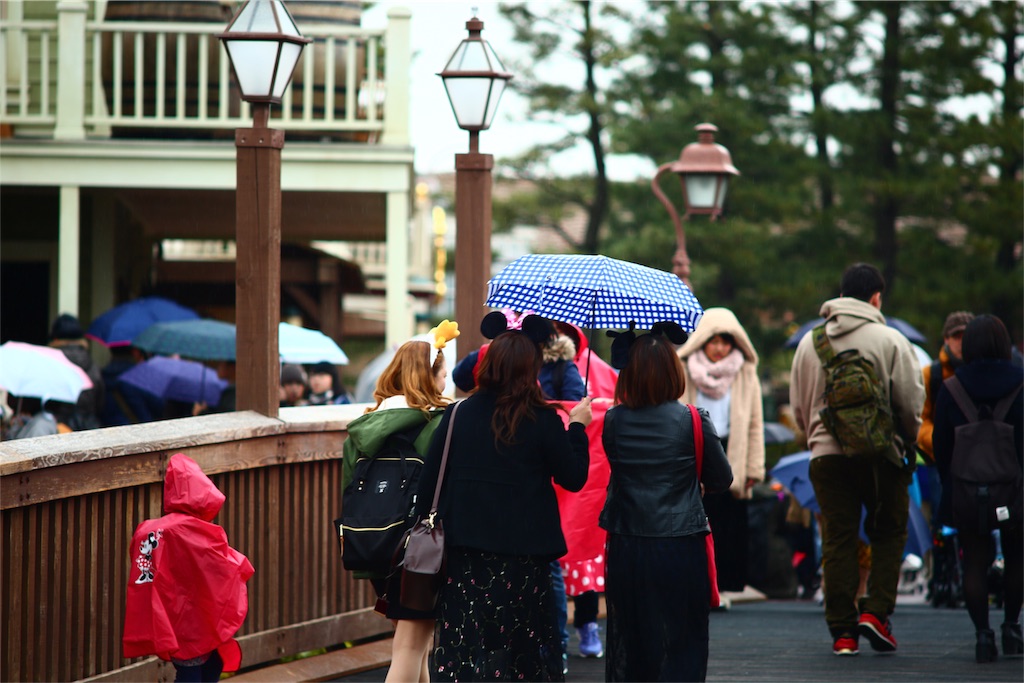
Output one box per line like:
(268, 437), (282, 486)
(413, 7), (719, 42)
(439, 14), (512, 364)
(219, 0), (310, 417)
(651, 123), (739, 287)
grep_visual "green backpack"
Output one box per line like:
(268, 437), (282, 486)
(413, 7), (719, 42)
(812, 324), (895, 456)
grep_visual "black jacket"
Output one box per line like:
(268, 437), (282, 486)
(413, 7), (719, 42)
(416, 392), (589, 559)
(600, 402), (733, 538)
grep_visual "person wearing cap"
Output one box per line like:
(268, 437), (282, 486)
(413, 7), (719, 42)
(48, 313), (105, 430)
(918, 312), (974, 466)
(279, 364), (309, 407)
(307, 361), (351, 405)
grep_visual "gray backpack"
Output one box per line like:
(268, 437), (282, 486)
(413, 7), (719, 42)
(944, 376), (1023, 534)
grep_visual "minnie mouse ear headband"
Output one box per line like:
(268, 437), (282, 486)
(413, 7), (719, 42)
(427, 319), (459, 366)
(606, 321), (688, 370)
(481, 310), (554, 345)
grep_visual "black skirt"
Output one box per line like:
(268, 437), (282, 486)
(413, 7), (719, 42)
(434, 547), (563, 681)
(605, 533), (710, 682)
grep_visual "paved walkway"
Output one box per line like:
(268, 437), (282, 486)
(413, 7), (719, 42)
(337, 598), (1023, 682)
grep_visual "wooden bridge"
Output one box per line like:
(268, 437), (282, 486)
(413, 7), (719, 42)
(0, 406), (392, 682)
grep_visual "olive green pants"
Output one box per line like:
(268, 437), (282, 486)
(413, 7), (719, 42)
(810, 453), (912, 637)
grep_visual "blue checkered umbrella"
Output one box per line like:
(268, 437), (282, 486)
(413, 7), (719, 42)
(485, 254), (703, 331)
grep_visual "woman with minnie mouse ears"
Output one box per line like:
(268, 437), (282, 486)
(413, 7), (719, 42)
(600, 321), (732, 682)
(417, 316), (593, 681)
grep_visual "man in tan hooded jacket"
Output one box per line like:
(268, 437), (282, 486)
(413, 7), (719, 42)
(790, 263), (923, 657)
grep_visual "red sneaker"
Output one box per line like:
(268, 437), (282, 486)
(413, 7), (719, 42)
(858, 613), (897, 652)
(833, 634), (859, 656)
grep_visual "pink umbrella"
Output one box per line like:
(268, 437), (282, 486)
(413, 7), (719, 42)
(0, 341), (93, 404)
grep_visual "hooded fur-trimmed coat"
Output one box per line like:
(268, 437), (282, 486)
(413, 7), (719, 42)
(677, 307), (765, 499)
(539, 335), (586, 400)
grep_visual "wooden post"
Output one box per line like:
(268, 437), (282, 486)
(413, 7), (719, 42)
(235, 103), (282, 417)
(454, 150), (493, 365)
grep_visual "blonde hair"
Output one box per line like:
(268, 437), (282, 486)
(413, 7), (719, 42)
(369, 340), (449, 414)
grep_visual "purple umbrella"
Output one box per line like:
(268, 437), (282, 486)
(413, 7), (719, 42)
(118, 356), (228, 406)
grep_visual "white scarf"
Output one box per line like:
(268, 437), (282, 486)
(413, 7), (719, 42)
(687, 347), (744, 400)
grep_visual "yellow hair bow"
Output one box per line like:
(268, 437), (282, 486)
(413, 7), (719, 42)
(430, 320), (460, 349)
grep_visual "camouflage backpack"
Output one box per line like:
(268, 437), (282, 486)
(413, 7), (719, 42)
(812, 324), (895, 456)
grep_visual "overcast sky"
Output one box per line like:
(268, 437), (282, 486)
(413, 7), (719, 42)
(362, 1), (655, 180)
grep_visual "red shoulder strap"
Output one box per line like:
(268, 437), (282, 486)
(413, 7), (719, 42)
(688, 404), (704, 477)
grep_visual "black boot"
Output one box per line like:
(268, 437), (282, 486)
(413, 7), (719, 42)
(1002, 622), (1023, 656)
(976, 629), (997, 663)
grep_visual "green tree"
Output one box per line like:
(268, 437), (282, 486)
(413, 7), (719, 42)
(496, 0), (624, 253)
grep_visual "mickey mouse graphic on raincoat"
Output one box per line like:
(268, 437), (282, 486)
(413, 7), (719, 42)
(123, 453), (254, 675)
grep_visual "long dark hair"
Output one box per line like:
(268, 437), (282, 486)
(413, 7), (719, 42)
(962, 314), (1012, 363)
(476, 331), (552, 445)
(615, 334), (685, 409)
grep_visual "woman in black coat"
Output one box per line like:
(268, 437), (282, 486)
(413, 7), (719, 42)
(933, 314), (1023, 663)
(600, 329), (732, 682)
(417, 330), (593, 681)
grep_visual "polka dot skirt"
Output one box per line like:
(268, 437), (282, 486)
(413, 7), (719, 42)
(560, 553), (605, 597)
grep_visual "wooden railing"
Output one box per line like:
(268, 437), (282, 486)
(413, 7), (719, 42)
(0, 406), (391, 683)
(0, 5), (410, 142)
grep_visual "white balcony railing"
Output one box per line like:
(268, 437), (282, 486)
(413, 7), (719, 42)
(0, 4), (410, 143)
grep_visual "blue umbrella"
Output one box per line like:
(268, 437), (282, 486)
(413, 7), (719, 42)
(904, 495), (932, 559)
(770, 451), (818, 511)
(119, 356), (228, 406)
(86, 296), (199, 348)
(485, 254), (703, 331)
(784, 316), (926, 349)
(770, 450), (930, 557)
(134, 319), (237, 361)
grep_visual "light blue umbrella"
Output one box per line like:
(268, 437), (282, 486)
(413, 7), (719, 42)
(278, 323), (349, 365)
(485, 254), (703, 331)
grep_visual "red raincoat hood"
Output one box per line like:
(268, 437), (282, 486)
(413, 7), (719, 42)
(164, 453), (225, 521)
(123, 453), (253, 670)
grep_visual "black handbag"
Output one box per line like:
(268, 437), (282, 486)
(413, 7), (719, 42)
(337, 422), (427, 572)
(396, 401), (460, 611)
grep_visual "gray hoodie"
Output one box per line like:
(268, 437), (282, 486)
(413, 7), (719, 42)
(790, 296), (924, 465)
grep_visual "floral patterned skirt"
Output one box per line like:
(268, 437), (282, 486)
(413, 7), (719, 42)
(434, 547), (563, 682)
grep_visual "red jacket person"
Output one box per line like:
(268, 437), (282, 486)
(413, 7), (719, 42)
(123, 453), (254, 679)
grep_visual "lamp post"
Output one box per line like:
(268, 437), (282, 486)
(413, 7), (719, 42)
(651, 123), (739, 288)
(439, 14), (512, 364)
(219, 0), (310, 417)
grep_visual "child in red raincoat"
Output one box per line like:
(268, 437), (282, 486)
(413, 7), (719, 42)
(123, 453), (254, 682)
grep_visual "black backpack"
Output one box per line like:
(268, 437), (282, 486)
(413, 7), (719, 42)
(944, 376), (1023, 534)
(338, 422), (428, 572)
